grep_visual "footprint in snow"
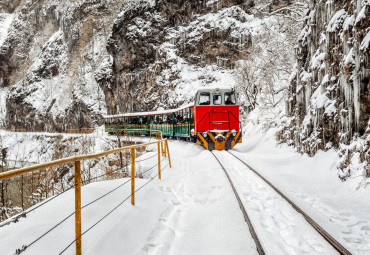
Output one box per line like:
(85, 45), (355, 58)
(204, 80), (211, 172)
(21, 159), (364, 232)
(360, 225), (370, 231)
(339, 212), (351, 217)
(341, 229), (352, 235)
(159, 186), (172, 193)
(171, 199), (181, 206)
(344, 237), (362, 244)
(347, 220), (367, 228)
(194, 197), (208, 205)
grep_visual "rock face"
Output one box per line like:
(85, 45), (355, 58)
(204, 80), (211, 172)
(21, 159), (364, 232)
(279, 0), (369, 179)
(0, 0), (118, 131)
(102, 0), (255, 114)
(0, 0), (265, 129)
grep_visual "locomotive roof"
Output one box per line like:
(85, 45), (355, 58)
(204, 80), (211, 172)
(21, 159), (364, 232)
(196, 87), (234, 93)
(104, 103), (194, 119)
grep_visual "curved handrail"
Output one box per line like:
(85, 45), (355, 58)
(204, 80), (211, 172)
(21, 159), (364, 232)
(0, 139), (165, 180)
(0, 136), (172, 255)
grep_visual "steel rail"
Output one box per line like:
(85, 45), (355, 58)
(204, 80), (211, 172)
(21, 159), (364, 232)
(210, 152), (265, 255)
(227, 151), (352, 255)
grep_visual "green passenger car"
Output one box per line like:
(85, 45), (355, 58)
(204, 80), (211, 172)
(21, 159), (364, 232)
(104, 105), (194, 140)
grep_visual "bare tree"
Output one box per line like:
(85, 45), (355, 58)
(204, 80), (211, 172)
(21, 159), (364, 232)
(236, 1), (307, 127)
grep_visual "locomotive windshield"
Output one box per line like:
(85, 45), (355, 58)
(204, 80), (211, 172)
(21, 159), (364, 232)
(225, 92), (236, 105)
(196, 88), (236, 106)
(213, 94), (222, 105)
(199, 92), (211, 105)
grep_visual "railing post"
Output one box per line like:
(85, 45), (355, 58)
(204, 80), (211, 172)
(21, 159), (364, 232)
(163, 141), (167, 157)
(74, 161), (82, 255)
(131, 148), (135, 205)
(157, 142), (161, 180)
(165, 140), (172, 168)
(161, 141), (165, 156)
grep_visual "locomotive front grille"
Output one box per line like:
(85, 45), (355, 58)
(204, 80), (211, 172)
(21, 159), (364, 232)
(196, 131), (242, 151)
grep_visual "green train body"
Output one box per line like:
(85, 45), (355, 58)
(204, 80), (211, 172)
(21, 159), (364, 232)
(104, 105), (194, 139)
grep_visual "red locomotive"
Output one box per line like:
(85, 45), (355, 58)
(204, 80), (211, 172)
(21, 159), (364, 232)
(192, 87), (242, 150)
(104, 87), (242, 150)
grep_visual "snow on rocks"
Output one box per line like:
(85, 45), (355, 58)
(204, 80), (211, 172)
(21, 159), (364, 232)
(360, 31), (370, 50)
(0, 13), (13, 48)
(327, 9), (347, 33)
(8, 30), (72, 118)
(281, 0), (369, 179)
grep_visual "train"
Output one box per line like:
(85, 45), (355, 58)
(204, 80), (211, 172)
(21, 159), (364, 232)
(104, 87), (242, 150)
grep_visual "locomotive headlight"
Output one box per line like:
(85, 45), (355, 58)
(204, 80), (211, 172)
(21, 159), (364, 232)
(202, 132), (208, 138)
(216, 135), (225, 142)
(232, 131), (236, 136)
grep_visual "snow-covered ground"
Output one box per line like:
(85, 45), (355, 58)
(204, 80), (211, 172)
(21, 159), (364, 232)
(233, 124), (370, 254)
(1, 126), (369, 254)
(0, 141), (257, 255)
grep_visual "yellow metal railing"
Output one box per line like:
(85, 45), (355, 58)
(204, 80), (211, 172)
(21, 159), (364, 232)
(0, 132), (171, 255)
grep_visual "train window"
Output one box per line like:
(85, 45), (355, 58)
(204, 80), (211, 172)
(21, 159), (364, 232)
(167, 114), (172, 124)
(199, 92), (210, 105)
(225, 92), (236, 105)
(213, 94), (222, 105)
(184, 113), (189, 123)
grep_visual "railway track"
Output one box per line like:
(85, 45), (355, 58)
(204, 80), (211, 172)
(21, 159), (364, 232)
(210, 150), (352, 255)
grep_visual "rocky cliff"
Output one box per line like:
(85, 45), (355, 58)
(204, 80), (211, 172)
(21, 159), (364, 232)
(279, 0), (369, 179)
(0, 0), (276, 131)
(0, 0), (121, 131)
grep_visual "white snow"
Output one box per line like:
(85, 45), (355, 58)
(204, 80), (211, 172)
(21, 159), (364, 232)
(344, 48), (355, 65)
(360, 31), (370, 50)
(0, 13), (13, 47)
(355, 5), (367, 24)
(1, 129), (369, 254)
(0, 141), (258, 255)
(327, 9), (347, 32)
(343, 15), (354, 31)
(310, 51), (326, 69)
(0, 87), (8, 127)
(233, 124), (370, 254)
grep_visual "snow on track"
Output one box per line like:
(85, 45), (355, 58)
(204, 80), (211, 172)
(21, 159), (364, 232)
(213, 150), (339, 255)
(232, 125), (370, 255)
